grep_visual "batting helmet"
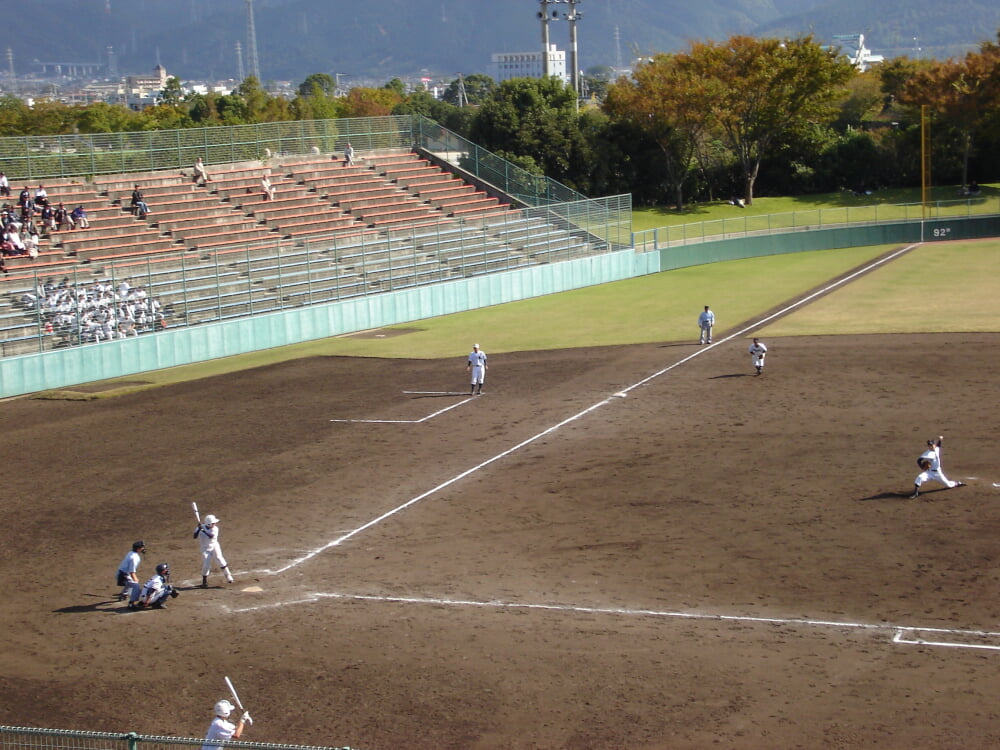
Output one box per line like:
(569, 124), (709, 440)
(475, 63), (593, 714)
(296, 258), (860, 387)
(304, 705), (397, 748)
(204, 514), (219, 525)
(214, 700), (234, 718)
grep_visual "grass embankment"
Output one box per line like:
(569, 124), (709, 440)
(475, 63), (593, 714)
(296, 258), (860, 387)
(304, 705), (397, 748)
(632, 184), (999, 232)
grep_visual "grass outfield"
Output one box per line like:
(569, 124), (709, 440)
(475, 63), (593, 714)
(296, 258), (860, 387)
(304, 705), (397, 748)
(760, 238), (1000, 337)
(46, 238), (998, 397)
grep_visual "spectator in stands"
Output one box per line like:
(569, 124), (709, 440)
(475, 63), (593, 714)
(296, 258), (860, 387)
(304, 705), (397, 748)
(18, 186), (30, 209)
(0, 172), (9, 198)
(70, 205), (90, 229)
(34, 185), (49, 208)
(130, 185), (150, 218)
(261, 173), (276, 201)
(344, 142), (355, 167)
(40, 203), (56, 232)
(194, 157), (212, 186)
(55, 203), (74, 231)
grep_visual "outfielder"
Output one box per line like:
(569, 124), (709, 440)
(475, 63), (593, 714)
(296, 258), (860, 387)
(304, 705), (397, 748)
(748, 337), (767, 375)
(201, 699), (252, 750)
(698, 305), (715, 345)
(910, 435), (966, 498)
(194, 514), (235, 587)
(130, 562), (179, 610)
(467, 343), (488, 395)
(115, 540), (146, 603)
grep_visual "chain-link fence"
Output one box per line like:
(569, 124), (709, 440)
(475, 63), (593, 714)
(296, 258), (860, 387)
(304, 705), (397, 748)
(0, 726), (360, 750)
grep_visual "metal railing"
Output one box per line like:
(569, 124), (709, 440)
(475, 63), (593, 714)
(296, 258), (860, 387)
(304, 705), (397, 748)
(632, 196), (1000, 251)
(0, 195), (630, 358)
(0, 725), (360, 750)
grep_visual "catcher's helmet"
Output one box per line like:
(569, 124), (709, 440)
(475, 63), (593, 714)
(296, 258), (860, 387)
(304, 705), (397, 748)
(214, 699), (234, 718)
(155, 562), (170, 577)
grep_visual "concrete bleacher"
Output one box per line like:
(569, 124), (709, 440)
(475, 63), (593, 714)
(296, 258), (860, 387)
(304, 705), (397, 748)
(1, 149), (605, 353)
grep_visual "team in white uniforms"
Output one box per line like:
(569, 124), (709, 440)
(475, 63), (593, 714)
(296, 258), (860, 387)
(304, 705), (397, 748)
(194, 514), (235, 587)
(467, 343), (488, 395)
(910, 436), (966, 498)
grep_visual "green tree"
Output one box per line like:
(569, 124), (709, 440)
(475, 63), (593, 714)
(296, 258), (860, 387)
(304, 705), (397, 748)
(383, 78), (406, 97)
(339, 87), (403, 117)
(159, 76), (185, 107)
(0, 94), (30, 136)
(298, 73), (336, 98)
(442, 73), (495, 106)
(604, 53), (714, 209)
(683, 35), (855, 204)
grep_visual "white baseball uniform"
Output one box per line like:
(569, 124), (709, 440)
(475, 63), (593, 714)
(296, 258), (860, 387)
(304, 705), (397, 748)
(202, 717), (238, 750)
(749, 340), (767, 373)
(467, 346), (487, 393)
(138, 572), (171, 607)
(914, 442), (960, 489)
(196, 521), (234, 583)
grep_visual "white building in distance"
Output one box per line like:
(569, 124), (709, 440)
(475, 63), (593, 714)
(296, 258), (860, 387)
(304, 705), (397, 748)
(490, 44), (568, 83)
(832, 34), (885, 72)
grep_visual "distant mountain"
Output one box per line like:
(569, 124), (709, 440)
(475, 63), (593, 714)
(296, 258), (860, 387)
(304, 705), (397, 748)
(6, 0), (999, 86)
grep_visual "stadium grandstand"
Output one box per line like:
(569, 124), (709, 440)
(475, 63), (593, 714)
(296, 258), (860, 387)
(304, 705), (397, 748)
(0, 115), (630, 368)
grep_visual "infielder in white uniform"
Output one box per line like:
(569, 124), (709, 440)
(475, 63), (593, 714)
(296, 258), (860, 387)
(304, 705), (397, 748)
(748, 337), (767, 375)
(467, 343), (488, 395)
(909, 435), (966, 498)
(201, 699), (251, 750)
(115, 540), (146, 603)
(698, 305), (715, 344)
(194, 514), (234, 587)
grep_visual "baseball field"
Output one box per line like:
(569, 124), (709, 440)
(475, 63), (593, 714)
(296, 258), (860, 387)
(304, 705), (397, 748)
(2, 238), (1000, 749)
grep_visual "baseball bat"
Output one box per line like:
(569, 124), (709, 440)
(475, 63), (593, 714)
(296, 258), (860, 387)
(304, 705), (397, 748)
(192, 501), (201, 525)
(224, 675), (245, 711)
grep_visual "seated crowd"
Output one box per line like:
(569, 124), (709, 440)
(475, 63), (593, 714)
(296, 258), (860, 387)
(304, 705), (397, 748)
(20, 276), (166, 343)
(1, 184), (92, 263)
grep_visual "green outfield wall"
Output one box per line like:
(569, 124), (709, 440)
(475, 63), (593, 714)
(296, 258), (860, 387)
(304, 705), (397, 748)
(3, 215), (999, 399)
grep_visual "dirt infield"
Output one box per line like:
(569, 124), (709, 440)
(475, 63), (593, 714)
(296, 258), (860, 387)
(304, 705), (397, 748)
(2, 331), (1000, 749)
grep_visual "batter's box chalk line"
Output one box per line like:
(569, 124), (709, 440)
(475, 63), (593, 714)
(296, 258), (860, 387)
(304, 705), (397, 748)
(227, 591), (1000, 652)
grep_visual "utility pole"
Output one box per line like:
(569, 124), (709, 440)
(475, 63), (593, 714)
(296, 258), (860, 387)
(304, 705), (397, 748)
(456, 73), (468, 108)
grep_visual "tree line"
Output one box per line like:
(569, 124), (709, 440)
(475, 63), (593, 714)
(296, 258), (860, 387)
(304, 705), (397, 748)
(2, 31), (999, 207)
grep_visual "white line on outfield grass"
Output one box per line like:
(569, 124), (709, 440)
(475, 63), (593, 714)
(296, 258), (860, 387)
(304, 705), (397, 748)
(227, 589), (1000, 651)
(261, 243), (922, 577)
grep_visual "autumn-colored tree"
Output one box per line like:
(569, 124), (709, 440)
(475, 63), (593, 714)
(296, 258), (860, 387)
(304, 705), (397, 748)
(339, 87), (403, 117)
(683, 35), (855, 204)
(898, 42), (1000, 187)
(604, 53), (715, 209)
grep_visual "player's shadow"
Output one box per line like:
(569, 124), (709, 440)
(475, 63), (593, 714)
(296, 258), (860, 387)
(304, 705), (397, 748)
(858, 489), (948, 501)
(55, 593), (125, 614)
(709, 373), (750, 379)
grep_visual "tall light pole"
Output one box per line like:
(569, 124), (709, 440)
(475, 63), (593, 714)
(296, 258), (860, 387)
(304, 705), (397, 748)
(538, 0), (553, 78)
(566, 0), (582, 98)
(245, 0), (261, 81)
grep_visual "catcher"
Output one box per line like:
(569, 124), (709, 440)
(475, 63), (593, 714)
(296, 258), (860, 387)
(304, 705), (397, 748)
(909, 435), (966, 499)
(129, 562), (180, 610)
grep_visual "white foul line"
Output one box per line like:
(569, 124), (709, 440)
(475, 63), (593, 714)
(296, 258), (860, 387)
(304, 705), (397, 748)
(330, 396), (475, 423)
(227, 591), (1000, 651)
(268, 243), (922, 574)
